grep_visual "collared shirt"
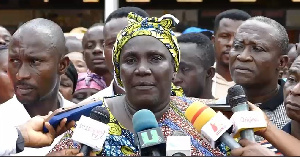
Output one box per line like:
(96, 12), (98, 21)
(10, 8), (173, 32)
(212, 72), (235, 100)
(0, 93), (75, 156)
(79, 81), (117, 104)
(257, 79), (290, 130)
(216, 79), (290, 141)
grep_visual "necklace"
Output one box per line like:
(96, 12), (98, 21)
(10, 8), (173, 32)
(124, 97), (134, 120)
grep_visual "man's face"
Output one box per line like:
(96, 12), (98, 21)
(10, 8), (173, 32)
(82, 26), (107, 76)
(214, 18), (244, 67)
(8, 30), (61, 105)
(229, 20), (285, 87)
(103, 17), (129, 74)
(0, 50), (14, 103)
(0, 27), (11, 46)
(173, 43), (208, 98)
(284, 56), (300, 122)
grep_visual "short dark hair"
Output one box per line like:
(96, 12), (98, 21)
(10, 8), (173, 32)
(177, 33), (215, 69)
(214, 9), (251, 33)
(250, 16), (289, 55)
(105, 7), (149, 24)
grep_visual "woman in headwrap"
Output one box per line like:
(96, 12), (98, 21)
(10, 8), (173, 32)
(72, 72), (107, 103)
(50, 13), (223, 156)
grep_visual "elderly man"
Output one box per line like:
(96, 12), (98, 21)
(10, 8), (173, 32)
(229, 16), (290, 136)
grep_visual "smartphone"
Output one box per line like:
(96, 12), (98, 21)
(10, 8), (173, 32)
(43, 100), (103, 133)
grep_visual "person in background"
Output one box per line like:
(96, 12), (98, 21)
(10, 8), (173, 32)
(65, 36), (83, 54)
(0, 18), (75, 155)
(230, 16), (290, 135)
(72, 72), (105, 103)
(280, 43), (298, 79)
(82, 23), (111, 87)
(66, 51), (88, 73)
(0, 26), (11, 46)
(254, 54), (300, 155)
(79, 7), (149, 104)
(50, 13), (224, 156)
(173, 33), (215, 99)
(212, 9), (251, 99)
(59, 62), (78, 102)
(0, 46), (14, 104)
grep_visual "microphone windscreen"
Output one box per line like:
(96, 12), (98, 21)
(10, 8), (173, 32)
(227, 85), (248, 108)
(90, 106), (110, 124)
(185, 101), (216, 132)
(132, 109), (159, 133)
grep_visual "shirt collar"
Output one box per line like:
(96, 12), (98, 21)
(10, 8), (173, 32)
(259, 79), (285, 110)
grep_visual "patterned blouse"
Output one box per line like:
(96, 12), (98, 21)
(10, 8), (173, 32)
(50, 96), (226, 156)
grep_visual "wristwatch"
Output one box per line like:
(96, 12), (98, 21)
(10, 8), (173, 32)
(16, 128), (25, 153)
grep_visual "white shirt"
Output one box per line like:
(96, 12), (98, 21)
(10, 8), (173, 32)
(80, 81), (117, 104)
(0, 93), (75, 156)
(0, 126), (18, 156)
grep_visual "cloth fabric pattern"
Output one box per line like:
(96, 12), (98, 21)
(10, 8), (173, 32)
(50, 96), (226, 156)
(75, 71), (107, 92)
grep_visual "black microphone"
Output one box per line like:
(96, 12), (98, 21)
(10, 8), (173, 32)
(79, 106), (110, 156)
(228, 85), (256, 142)
(132, 109), (166, 156)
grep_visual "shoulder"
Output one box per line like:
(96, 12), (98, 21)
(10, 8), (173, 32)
(171, 96), (216, 111)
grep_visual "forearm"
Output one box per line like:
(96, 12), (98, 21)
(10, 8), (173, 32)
(263, 123), (300, 156)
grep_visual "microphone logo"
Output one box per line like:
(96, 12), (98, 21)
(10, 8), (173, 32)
(210, 123), (218, 132)
(141, 130), (163, 147)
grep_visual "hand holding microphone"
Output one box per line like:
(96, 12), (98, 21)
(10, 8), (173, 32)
(231, 139), (276, 156)
(228, 85), (267, 141)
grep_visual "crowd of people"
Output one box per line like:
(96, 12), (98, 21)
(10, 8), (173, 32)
(0, 6), (299, 156)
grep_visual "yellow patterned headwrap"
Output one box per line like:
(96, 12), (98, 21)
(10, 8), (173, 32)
(112, 12), (181, 88)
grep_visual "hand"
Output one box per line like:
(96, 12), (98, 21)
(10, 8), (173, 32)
(46, 149), (97, 156)
(17, 113), (75, 148)
(247, 101), (270, 136)
(231, 139), (276, 156)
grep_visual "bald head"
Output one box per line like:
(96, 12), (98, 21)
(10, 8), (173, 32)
(11, 18), (67, 57)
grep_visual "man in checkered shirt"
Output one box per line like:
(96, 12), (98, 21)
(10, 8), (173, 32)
(228, 16), (291, 141)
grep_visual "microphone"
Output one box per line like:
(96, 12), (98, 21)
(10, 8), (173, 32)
(185, 101), (241, 149)
(132, 109), (166, 156)
(166, 130), (191, 156)
(228, 85), (255, 142)
(72, 106), (110, 156)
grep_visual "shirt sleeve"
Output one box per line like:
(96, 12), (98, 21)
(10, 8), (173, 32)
(0, 126), (18, 155)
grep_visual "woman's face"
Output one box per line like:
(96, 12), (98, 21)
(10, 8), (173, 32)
(119, 36), (174, 112)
